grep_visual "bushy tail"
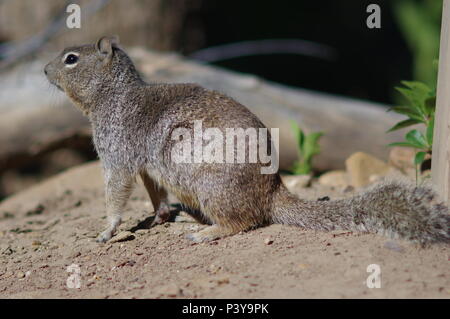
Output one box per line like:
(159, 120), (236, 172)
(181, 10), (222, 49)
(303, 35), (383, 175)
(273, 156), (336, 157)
(271, 180), (450, 245)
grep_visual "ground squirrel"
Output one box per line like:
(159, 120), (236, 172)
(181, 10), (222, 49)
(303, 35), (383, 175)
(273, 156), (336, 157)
(44, 36), (450, 245)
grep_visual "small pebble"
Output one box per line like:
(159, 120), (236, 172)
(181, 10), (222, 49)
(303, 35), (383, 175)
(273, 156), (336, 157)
(264, 237), (274, 245)
(72, 252), (81, 258)
(157, 283), (181, 297)
(16, 271), (25, 279)
(216, 276), (230, 285)
(109, 231), (135, 243)
(343, 185), (355, 193)
(384, 241), (405, 253)
(209, 264), (222, 273)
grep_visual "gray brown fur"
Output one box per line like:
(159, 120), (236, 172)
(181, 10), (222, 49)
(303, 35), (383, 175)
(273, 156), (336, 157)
(44, 36), (450, 245)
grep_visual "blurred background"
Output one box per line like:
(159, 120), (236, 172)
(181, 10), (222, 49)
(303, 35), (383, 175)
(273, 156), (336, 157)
(0, 0), (443, 200)
(0, 0), (442, 102)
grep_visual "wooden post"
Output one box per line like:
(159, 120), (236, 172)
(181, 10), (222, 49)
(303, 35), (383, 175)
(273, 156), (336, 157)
(432, 0), (450, 204)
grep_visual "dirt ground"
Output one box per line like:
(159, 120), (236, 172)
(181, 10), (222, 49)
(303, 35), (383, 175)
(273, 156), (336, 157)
(0, 161), (448, 299)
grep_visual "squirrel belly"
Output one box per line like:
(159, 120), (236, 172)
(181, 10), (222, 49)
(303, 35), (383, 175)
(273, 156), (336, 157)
(271, 180), (450, 245)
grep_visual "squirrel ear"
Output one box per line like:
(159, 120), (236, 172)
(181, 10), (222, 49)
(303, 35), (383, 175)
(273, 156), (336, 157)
(95, 36), (119, 61)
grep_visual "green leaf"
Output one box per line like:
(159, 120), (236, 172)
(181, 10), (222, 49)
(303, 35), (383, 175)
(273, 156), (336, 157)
(426, 116), (434, 146)
(424, 96), (436, 117)
(302, 132), (323, 161)
(414, 151), (427, 166)
(401, 81), (433, 99)
(388, 142), (420, 148)
(387, 105), (425, 122)
(289, 124), (323, 175)
(291, 162), (311, 175)
(395, 87), (423, 115)
(387, 119), (421, 132)
(405, 129), (428, 149)
(396, 81), (433, 119)
(401, 80), (432, 92)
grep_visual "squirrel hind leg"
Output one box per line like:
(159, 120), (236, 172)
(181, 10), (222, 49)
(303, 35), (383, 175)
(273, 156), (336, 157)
(184, 182), (268, 242)
(186, 224), (239, 243)
(139, 171), (171, 226)
(185, 204), (258, 243)
(185, 212), (259, 242)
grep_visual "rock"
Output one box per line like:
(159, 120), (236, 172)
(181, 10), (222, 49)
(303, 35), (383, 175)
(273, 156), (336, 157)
(388, 147), (424, 179)
(208, 264), (222, 274)
(281, 174), (311, 191)
(384, 241), (405, 253)
(345, 152), (391, 187)
(109, 231), (135, 243)
(191, 275), (230, 289)
(188, 224), (200, 232)
(135, 229), (150, 235)
(388, 147), (415, 171)
(318, 170), (349, 188)
(264, 237), (274, 245)
(215, 275), (230, 285)
(157, 283), (181, 297)
(117, 260), (136, 267)
(1, 245), (14, 255)
(343, 185), (355, 193)
(25, 204), (45, 216)
(72, 252), (81, 258)
(16, 271), (25, 279)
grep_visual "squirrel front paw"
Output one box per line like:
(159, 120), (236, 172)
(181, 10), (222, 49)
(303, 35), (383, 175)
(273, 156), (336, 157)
(96, 229), (113, 243)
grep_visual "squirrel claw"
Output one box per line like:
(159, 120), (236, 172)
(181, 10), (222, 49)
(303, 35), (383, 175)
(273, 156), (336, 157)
(150, 216), (163, 227)
(96, 230), (113, 243)
(150, 206), (171, 227)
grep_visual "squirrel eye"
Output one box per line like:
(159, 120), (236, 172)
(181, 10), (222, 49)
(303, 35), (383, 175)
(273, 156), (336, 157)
(64, 54), (78, 65)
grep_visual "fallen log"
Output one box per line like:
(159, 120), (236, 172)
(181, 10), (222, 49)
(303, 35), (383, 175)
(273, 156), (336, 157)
(0, 48), (407, 173)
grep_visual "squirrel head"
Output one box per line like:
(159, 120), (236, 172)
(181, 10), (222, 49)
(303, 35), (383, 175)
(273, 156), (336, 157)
(44, 36), (141, 115)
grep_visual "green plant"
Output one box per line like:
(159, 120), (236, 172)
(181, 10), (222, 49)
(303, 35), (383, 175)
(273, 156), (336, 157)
(289, 121), (323, 175)
(387, 80), (435, 180)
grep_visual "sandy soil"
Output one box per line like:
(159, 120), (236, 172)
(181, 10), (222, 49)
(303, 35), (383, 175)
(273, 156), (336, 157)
(0, 161), (448, 299)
